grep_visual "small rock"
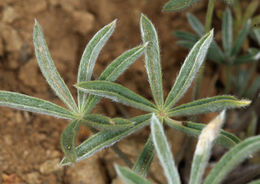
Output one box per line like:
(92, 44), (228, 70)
(25, 172), (41, 184)
(72, 11), (94, 35)
(2, 173), (23, 184)
(2, 6), (19, 23)
(0, 24), (23, 52)
(39, 158), (61, 174)
(65, 155), (107, 184)
(18, 59), (39, 88)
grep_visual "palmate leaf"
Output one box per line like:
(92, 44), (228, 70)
(167, 95), (251, 117)
(77, 20), (116, 110)
(0, 91), (75, 119)
(60, 114), (152, 166)
(189, 111), (225, 184)
(222, 8), (233, 56)
(204, 135), (260, 184)
(164, 30), (213, 109)
(140, 14), (164, 108)
(60, 120), (80, 163)
(76, 81), (156, 112)
(33, 20), (78, 112)
(132, 135), (155, 176)
(83, 44), (147, 114)
(164, 118), (240, 148)
(82, 114), (134, 131)
(151, 114), (181, 184)
(115, 165), (151, 184)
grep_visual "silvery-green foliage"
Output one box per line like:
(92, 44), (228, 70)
(116, 112), (260, 184)
(189, 111), (226, 184)
(76, 14), (250, 173)
(0, 14), (252, 172)
(0, 18), (147, 164)
(151, 114), (181, 184)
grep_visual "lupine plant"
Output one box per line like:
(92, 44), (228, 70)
(174, 7), (260, 94)
(116, 111), (260, 184)
(0, 19), (148, 164)
(0, 13), (251, 175)
(72, 14), (250, 174)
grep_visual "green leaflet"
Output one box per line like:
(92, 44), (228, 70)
(168, 95), (251, 117)
(151, 114), (181, 184)
(164, 30), (213, 109)
(33, 20), (78, 112)
(177, 40), (196, 49)
(83, 44), (147, 114)
(204, 135), (260, 184)
(115, 165), (151, 184)
(140, 14), (164, 108)
(187, 13), (204, 36)
(164, 118), (240, 148)
(0, 91), (75, 119)
(132, 135), (155, 176)
(163, 0), (195, 12)
(174, 31), (199, 42)
(82, 114), (134, 131)
(60, 114), (152, 166)
(76, 81), (156, 112)
(189, 112), (225, 184)
(77, 20), (116, 110)
(60, 120), (80, 163)
(222, 8), (233, 56)
(242, 0), (259, 26)
(231, 19), (251, 56)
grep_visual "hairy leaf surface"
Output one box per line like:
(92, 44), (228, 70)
(0, 91), (75, 119)
(76, 81), (156, 112)
(60, 114), (152, 166)
(60, 120), (80, 163)
(204, 136), (260, 184)
(140, 14), (164, 108)
(33, 20), (77, 112)
(168, 96), (251, 117)
(165, 30), (213, 109)
(115, 165), (151, 184)
(151, 114), (181, 184)
(77, 20), (116, 110)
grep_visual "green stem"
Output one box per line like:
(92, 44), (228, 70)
(193, 0), (215, 100)
(225, 65), (231, 93)
(205, 0), (215, 32)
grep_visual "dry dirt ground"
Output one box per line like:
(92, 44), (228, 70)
(0, 0), (259, 184)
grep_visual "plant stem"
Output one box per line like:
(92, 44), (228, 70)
(112, 145), (133, 168)
(225, 65), (231, 93)
(205, 0), (215, 32)
(193, 0), (216, 100)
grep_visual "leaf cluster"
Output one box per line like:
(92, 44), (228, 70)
(0, 15), (251, 172)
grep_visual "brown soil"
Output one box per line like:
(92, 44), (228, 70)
(0, 0), (259, 184)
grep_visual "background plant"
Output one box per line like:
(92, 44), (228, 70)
(174, 5), (260, 95)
